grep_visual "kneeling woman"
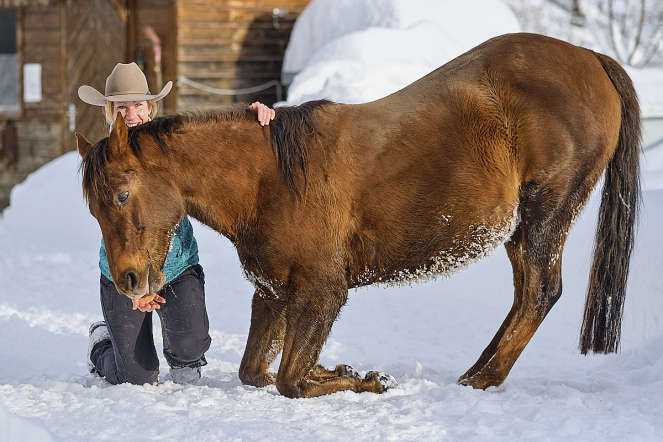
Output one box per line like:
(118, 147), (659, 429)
(78, 62), (275, 384)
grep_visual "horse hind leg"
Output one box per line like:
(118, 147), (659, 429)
(460, 184), (581, 389)
(459, 223), (526, 383)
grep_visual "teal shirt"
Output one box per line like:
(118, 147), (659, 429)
(99, 216), (199, 283)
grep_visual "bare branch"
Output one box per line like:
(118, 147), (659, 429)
(626, 0), (646, 65)
(609, 0), (626, 63)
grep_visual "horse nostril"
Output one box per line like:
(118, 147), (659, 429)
(126, 270), (140, 291)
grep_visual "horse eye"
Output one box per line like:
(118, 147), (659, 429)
(116, 190), (130, 206)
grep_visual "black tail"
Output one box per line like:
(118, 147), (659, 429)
(580, 52), (642, 354)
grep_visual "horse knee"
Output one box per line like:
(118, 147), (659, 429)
(276, 376), (303, 399)
(276, 367), (308, 398)
(238, 363), (253, 385)
(239, 364), (273, 388)
(239, 351), (277, 387)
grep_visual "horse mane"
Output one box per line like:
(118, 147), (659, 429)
(80, 100), (332, 202)
(80, 137), (110, 204)
(269, 99), (331, 195)
(79, 119), (175, 205)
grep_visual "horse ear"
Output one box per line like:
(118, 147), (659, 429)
(108, 111), (129, 157)
(75, 132), (91, 159)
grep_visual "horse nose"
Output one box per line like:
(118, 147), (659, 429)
(124, 269), (140, 292)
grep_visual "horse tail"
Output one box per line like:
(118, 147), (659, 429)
(580, 52), (642, 354)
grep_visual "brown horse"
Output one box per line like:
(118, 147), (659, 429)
(76, 33), (641, 398)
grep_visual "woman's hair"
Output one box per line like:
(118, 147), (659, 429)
(103, 99), (159, 126)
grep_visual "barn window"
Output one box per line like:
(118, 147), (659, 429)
(0, 9), (19, 113)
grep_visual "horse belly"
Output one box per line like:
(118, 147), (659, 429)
(353, 204), (520, 287)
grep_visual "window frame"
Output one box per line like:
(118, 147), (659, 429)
(0, 7), (22, 119)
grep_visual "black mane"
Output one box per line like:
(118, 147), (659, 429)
(269, 99), (332, 195)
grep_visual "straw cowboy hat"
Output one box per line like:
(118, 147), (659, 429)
(78, 62), (172, 106)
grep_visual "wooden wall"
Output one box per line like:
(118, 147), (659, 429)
(175, 0), (311, 108)
(0, 3), (63, 210)
(0, 0), (125, 211)
(67, 0), (126, 143)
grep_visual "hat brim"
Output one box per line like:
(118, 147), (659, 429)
(78, 81), (173, 106)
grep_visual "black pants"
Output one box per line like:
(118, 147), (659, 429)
(91, 264), (211, 385)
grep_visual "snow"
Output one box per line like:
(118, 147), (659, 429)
(2, 0), (663, 440)
(626, 66), (663, 117)
(282, 0), (520, 104)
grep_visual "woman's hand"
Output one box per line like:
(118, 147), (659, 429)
(132, 293), (166, 312)
(250, 102), (275, 126)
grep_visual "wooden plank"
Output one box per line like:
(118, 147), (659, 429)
(178, 52), (284, 62)
(179, 75), (282, 90)
(178, 96), (233, 108)
(24, 29), (61, 44)
(67, 1), (95, 44)
(178, 92), (279, 108)
(180, 0), (309, 5)
(40, 76), (61, 94)
(178, 65), (282, 78)
(178, 7), (303, 23)
(179, 41), (285, 57)
(21, 46), (60, 61)
(177, 19), (296, 29)
(24, 13), (59, 28)
(178, 80), (284, 93)
(174, 0), (310, 108)
(179, 30), (295, 44)
(66, 0), (126, 143)
(178, 1), (308, 12)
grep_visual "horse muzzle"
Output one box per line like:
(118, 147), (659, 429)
(116, 264), (166, 299)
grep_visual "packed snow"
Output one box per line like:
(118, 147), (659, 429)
(2, 0), (663, 440)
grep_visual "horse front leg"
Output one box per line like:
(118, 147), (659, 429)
(275, 283), (389, 398)
(308, 363), (361, 382)
(238, 290), (286, 387)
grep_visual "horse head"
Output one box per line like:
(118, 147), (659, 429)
(76, 113), (185, 299)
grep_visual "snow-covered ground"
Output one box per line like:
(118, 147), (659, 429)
(2, 0), (663, 440)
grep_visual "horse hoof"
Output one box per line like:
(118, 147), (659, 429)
(338, 364), (360, 379)
(367, 371), (398, 392)
(457, 373), (502, 390)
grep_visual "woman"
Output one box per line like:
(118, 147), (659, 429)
(78, 62), (274, 385)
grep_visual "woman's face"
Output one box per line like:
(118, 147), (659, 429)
(113, 101), (151, 127)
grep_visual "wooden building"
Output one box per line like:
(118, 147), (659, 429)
(0, 0), (310, 210)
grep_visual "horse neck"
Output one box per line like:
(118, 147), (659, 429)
(163, 120), (275, 237)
